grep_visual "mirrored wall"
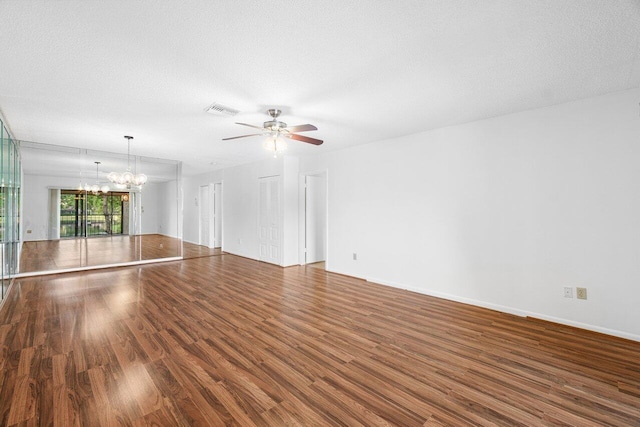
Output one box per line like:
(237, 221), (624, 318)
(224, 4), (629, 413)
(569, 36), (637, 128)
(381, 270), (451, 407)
(1, 119), (21, 303)
(18, 140), (182, 276)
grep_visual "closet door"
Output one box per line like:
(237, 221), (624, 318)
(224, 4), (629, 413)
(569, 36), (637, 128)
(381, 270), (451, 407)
(258, 176), (281, 265)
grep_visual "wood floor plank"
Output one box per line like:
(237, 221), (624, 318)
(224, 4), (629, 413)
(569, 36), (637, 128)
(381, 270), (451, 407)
(1, 253), (640, 425)
(6, 374), (37, 425)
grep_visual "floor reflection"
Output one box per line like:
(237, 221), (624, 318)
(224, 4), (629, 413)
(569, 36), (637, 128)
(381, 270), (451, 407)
(19, 234), (182, 273)
(19, 235), (225, 275)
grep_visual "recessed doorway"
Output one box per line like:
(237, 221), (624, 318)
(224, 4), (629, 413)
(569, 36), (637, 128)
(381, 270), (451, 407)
(198, 182), (223, 250)
(302, 172), (327, 267)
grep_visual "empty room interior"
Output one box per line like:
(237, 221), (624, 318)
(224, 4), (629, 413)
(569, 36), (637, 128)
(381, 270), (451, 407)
(1, 1), (640, 425)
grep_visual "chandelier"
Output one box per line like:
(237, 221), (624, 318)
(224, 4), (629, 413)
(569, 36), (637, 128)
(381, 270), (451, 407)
(107, 136), (147, 189)
(84, 161), (110, 195)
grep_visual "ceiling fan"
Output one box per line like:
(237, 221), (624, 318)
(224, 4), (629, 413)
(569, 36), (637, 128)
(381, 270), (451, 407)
(222, 109), (323, 146)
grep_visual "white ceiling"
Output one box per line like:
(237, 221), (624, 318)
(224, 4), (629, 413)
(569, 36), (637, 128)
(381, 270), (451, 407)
(20, 141), (180, 183)
(1, 0), (639, 176)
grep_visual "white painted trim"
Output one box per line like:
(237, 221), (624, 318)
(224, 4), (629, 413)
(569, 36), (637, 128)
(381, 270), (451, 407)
(12, 256), (183, 279)
(365, 276), (640, 343)
(212, 181), (223, 250)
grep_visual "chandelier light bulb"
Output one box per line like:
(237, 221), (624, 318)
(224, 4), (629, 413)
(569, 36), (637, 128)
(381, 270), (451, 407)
(133, 174), (148, 186)
(85, 161), (110, 194)
(123, 171), (134, 184)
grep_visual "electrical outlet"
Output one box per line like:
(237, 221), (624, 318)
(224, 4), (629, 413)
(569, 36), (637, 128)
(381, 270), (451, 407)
(564, 287), (573, 298)
(353, 253), (357, 261)
(576, 287), (587, 300)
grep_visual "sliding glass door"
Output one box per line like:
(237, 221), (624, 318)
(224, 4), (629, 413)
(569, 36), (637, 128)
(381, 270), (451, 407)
(60, 190), (129, 238)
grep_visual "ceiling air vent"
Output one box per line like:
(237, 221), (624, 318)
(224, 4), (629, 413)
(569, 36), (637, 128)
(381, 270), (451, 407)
(204, 103), (239, 116)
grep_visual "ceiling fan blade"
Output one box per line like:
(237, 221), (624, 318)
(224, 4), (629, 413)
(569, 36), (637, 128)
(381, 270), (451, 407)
(222, 133), (262, 140)
(286, 133), (324, 146)
(236, 122), (265, 130)
(287, 124), (317, 133)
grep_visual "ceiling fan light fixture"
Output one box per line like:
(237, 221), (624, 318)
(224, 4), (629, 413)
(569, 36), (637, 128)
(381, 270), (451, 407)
(263, 134), (287, 157)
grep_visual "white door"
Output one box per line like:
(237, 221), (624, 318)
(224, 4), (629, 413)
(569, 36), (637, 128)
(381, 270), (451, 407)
(213, 183), (222, 248)
(199, 185), (210, 247)
(305, 174), (327, 264)
(258, 176), (281, 264)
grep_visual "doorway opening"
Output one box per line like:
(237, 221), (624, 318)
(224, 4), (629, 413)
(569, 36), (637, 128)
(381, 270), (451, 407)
(213, 182), (222, 248)
(198, 183), (223, 249)
(303, 172), (327, 268)
(198, 185), (210, 247)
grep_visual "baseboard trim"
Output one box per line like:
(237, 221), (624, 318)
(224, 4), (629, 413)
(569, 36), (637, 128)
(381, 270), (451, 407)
(365, 276), (640, 343)
(12, 257), (184, 279)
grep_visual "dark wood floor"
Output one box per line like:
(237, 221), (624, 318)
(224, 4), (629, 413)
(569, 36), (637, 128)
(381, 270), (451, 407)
(181, 242), (223, 260)
(1, 254), (639, 426)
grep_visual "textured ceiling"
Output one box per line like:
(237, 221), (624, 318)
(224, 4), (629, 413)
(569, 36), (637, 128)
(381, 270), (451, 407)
(1, 0), (640, 176)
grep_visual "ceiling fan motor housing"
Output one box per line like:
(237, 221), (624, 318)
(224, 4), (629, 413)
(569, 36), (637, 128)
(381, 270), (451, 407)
(263, 120), (287, 131)
(264, 109), (286, 131)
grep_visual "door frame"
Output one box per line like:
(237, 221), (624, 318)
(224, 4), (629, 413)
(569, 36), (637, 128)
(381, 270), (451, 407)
(298, 170), (329, 267)
(198, 184), (213, 248)
(213, 181), (223, 249)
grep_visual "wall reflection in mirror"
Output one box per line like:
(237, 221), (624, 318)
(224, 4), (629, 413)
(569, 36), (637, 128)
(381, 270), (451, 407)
(18, 140), (182, 275)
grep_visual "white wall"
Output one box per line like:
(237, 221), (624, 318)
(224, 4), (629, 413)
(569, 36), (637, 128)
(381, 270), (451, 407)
(182, 156), (299, 266)
(140, 182), (160, 234)
(157, 180), (179, 237)
(300, 88), (640, 341)
(213, 159), (282, 261)
(22, 174), (81, 241)
(306, 173), (327, 263)
(138, 180), (180, 236)
(183, 170), (223, 244)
